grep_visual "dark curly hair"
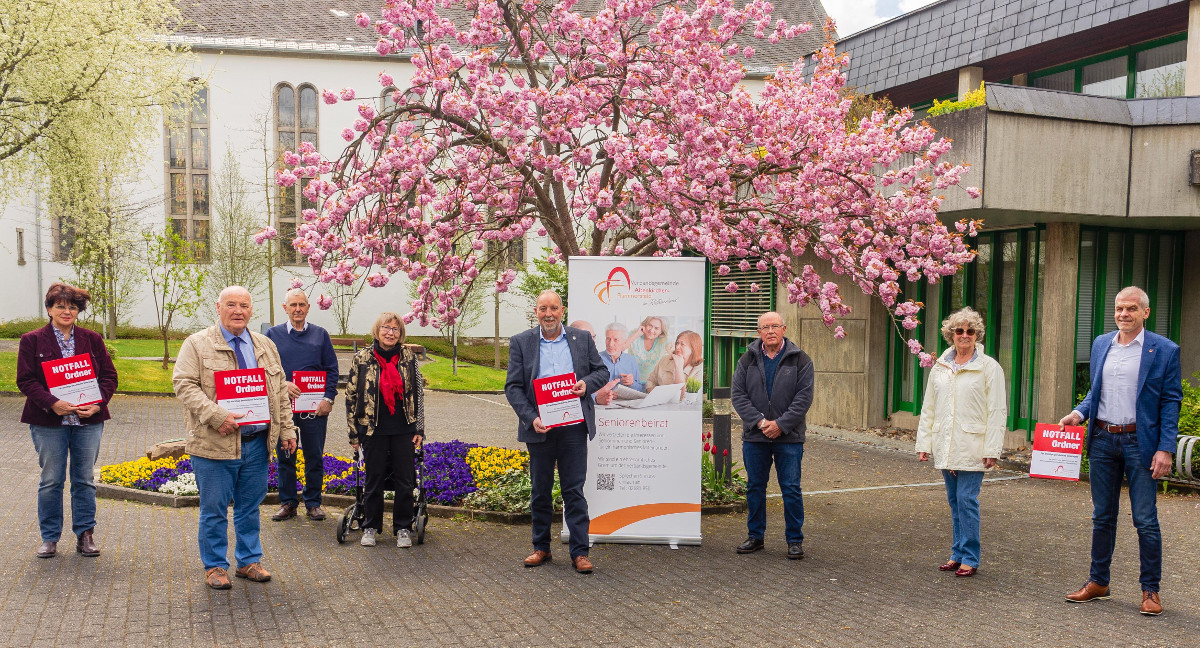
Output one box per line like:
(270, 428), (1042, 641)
(44, 282), (90, 313)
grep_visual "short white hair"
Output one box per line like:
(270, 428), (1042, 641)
(605, 322), (628, 336)
(282, 288), (309, 304)
(218, 285), (251, 303)
(1115, 286), (1149, 309)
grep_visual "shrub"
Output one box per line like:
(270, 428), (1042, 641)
(927, 83), (985, 117)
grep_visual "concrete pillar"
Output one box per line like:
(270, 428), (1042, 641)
(1180, 230), (1200, 378)
(1036, 222), (1081, 425)
(958, 66), (984, 99)
(1011, 73), (1028, 87)
(1188, 0), (1200, 95)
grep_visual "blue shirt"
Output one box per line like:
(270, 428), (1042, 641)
(600, 351), (643, 393)
(537, 327), (574, 380)
(219, 325), (267, 434)
(763, 348), (783, 397)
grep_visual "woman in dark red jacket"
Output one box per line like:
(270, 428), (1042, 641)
(16, 283), (118, 559)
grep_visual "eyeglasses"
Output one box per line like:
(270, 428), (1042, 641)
(51, 304), (80, 312)
(954, 328), (977, 336)
(758, 324), (784, 331)
(380, 326), (401, 334)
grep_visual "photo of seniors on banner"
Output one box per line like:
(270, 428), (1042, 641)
(566, 257), (705, 546)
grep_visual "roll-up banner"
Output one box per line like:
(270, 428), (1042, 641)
(566, 257), (705, 546)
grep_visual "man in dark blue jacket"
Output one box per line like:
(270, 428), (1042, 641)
(1059, 286), (1181, 616)
(265, 289), (340, 522)
(731, 311), (814, 560)
(505, 290), (609, 574)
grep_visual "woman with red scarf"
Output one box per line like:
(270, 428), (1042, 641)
(345, 312), (425, 548)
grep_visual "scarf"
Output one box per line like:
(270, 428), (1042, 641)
(373, 344), (405, 415)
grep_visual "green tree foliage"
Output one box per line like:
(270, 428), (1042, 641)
(143, 224), (207, 369)
(0, 0), (197, 196)
(515, 248), (570, 324)
(205, 148), (270, 308)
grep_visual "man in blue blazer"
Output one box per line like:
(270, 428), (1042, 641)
(505, 290), (609, 574)
(1059, 286), (1182, 616)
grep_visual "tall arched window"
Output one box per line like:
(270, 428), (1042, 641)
(164, 80), (210, 261)
(275, 82), (318, 264)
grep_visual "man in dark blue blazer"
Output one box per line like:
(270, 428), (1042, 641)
(1059, 286), (1182, 616)
(505, 290), (609, 574)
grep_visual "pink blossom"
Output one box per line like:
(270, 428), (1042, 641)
(322, 89), (339, 105)
(252, 226), (278, 245)
(291, 0), (976, 343)
(276, 170), (297, 187)
(317, 294), (333, 310)
(288, 277), (304, 289)
(355, 12), (370, 28)
(833, 326), (846, 339)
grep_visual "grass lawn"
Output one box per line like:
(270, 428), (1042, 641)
(0, 353), (174, 393)
(108, 339), (184, 358)
(420, 354), (506, 391)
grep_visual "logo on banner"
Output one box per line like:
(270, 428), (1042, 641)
(594, 267), (631, 303)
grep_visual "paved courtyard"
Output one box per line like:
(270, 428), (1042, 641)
(0, 392), (1197, 647)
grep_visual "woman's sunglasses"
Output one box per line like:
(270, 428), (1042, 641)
(954, 328), (976, 336)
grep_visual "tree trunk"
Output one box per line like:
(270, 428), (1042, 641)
(161, 329), (170, 370)
(452, 324), (459, 376)
(494, 284), (501, 369)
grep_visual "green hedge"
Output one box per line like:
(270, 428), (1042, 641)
(0, 318), (191, 340)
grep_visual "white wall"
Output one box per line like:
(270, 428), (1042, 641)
(0, 49), (540, 339)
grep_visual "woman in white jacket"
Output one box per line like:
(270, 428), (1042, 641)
(915, 307), (1007, 578)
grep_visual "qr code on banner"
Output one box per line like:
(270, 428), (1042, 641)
(596, 473), (615, 491)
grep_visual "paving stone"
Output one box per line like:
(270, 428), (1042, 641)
(0, 393), (1197, 645)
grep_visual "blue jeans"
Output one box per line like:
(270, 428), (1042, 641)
(1087, 429), (1162, 592)
(29, 423), (104, 541)
(277, 414), (327, 509)
(192, 433), (269, 570)
(942, 470), (984, 568)
(527, 424), (589, 558)
(743, 441), (804, 544)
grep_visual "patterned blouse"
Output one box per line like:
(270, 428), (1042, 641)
(628, 335), (669, 380)
(53, 326), (82, 426)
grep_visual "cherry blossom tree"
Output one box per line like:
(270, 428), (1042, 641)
(273, 0), (980, 365)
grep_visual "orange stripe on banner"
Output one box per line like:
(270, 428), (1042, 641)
(589, 503), (701, 535)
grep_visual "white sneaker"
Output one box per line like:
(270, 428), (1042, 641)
(396, 529), (412, 548)
(360, 529), (377, 547)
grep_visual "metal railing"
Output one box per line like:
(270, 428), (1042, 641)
(1173, 434), (1200, 484)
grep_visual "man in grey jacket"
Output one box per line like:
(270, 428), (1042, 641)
(731, 311), (814, 560)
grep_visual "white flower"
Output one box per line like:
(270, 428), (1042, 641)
(159, 473), (199, 496)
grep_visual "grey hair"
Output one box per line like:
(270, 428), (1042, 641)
(217, 285), (251, 304)
(940, 307), (986, 345)
(605, 321), (628, 336)
(282, 288), (308, 304)
(1115, 286), (1150, 309)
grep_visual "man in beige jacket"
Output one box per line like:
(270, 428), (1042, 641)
(173, 286), (297, 590)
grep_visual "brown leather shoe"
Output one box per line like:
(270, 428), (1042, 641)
(523, 550), (552, 567)
(1140, 591), (1163, 616)
(305, 506), (327, 521)
(271, 503), (298, 521)
(76, 530), (100, 557)
(36, 541), (57, 559)
(572, 555), (594, 574)
(235, 562), (271, 583)
(205, 567), (232, 590)
(1065, 581), (1110, 603)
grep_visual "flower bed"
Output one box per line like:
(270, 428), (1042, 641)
(99, 439), (745, 513)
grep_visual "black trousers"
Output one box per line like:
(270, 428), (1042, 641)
(527, 423), (589, 558)
(363, 434), (415, 533)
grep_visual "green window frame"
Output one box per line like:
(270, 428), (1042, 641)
(886, 227), (1045, 433)
(1028, 32), (1187, 99)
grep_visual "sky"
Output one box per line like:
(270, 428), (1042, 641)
(821, 0), (939, 38)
